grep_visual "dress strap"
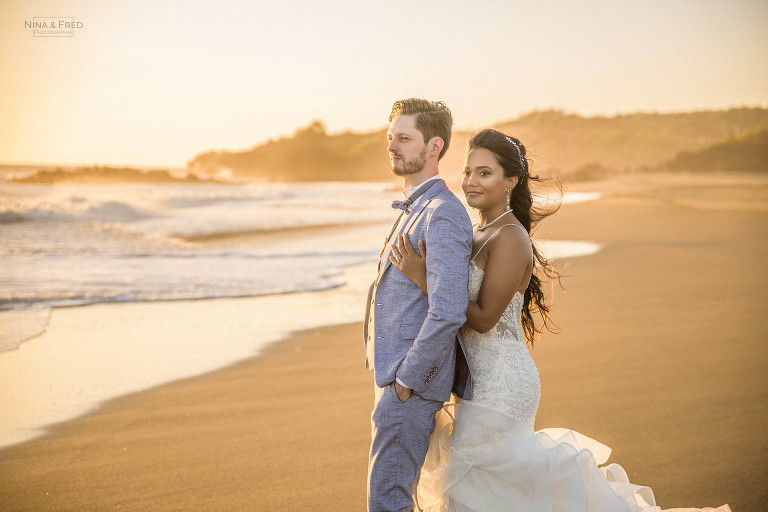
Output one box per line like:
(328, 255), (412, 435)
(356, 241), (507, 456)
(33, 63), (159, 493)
(471, 223), (530, 262)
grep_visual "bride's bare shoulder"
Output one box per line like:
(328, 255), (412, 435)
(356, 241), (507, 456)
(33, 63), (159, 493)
(486, 223), (530, 259)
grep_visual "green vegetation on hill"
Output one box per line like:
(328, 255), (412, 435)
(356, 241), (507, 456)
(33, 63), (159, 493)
(188, 121), (389, 182)
(186, 108), (768, 182)
(487, 107), (768, 173)
(12, 166), (217, 184)
(657, 128), (768, 173)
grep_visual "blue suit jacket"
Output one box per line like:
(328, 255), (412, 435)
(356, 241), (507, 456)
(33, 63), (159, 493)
(364, 179), (473, 402)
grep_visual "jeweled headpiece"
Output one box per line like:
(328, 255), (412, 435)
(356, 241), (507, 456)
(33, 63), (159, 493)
(506, 136), (527, 175)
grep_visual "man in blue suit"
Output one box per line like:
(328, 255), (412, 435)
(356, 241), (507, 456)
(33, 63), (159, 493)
(364, 98), (473, 511)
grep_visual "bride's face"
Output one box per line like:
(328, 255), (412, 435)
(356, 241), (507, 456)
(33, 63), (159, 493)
(462, 147), (516, 210)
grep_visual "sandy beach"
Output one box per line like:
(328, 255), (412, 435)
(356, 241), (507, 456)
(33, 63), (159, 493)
(1, 173), (766, 511)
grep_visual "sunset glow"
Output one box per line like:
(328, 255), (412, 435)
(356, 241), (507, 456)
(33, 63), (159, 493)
(1, 0), (766, 166)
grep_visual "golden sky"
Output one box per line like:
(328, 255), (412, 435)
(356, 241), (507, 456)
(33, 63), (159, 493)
(1, 0), (766, 166)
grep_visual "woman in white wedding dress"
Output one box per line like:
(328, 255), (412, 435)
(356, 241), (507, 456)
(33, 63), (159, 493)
(389, 129), (730, 512)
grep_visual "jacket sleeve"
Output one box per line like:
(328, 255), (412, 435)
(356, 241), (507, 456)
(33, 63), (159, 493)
(395, 200), (472, 394)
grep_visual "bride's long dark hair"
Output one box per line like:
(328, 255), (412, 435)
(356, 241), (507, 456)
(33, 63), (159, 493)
(468, 129), (562, 346)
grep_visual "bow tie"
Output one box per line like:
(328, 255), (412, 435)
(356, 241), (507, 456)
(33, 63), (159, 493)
(391, 199), (411, 213)
(391, 179), (439, 214)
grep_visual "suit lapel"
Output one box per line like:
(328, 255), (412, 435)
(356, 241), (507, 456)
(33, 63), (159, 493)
(377, 179), (447, 279)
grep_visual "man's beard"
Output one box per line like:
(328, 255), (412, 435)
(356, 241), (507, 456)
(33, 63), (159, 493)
(391, 147), (427, 176)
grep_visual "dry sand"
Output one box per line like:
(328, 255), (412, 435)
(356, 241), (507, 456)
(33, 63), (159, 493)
(1, 172), (766, 511)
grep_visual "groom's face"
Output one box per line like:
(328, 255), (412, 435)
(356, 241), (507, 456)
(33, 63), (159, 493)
(387, 115), (427, 177)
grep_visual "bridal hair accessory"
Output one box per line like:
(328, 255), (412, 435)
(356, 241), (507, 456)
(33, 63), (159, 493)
(477, 209), (513, 231)
(506, 136), (527, 174)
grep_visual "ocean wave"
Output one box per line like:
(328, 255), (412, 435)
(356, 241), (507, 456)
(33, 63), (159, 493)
(83, 200), (150, 222)
(538, 240), (602, 260)
(1, 182), (395, 241)
(0, 305), (52, 353)
(0, 245), (378, 311)
(0, 280), (346, 311)
(0, 197), (151, 224)
(169, 221), (384, 243)
(561, 192), (603, 203)
(158, 189), (296, 209)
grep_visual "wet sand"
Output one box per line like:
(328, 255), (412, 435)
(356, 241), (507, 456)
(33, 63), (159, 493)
(1, 172), (765, 511)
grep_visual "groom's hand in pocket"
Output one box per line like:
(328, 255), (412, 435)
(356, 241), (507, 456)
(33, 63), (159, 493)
(394, 381), (412, 402)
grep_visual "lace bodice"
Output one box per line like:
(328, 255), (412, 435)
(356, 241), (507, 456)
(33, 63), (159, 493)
(459, 260), (541, 427)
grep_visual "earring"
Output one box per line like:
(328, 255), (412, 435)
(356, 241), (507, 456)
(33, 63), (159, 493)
(505, 189), (511, 211)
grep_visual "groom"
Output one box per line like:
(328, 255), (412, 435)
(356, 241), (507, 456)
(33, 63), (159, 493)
(364, 98), (473, 511)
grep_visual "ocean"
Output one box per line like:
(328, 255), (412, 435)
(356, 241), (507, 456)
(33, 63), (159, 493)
(0, 179), (397, 352)
(1, 176), (601, 353)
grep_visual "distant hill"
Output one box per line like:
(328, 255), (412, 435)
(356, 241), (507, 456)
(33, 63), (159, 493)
(11, 166), (220, 185)
(656, 128), (768, 173)
(485, 108), (768, 172)
(187, 108), (768, 182)
(188, 121), (387, 182)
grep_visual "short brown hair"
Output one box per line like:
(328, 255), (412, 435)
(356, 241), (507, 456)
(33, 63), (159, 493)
(389, 98), (453, 160)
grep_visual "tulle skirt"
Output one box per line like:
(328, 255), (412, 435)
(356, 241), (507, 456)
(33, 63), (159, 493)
(417, 402), (730, 512)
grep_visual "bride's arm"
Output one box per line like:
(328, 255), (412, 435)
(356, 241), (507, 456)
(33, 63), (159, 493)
(393, 227), (531, 333)
(465, 227), (531, 333)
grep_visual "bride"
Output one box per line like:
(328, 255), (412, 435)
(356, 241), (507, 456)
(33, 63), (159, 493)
(389, 129), (730, 512)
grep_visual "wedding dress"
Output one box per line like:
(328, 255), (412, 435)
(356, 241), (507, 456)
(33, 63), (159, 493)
(417, 224), (730, 512)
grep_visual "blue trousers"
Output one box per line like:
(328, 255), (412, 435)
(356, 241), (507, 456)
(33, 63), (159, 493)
(368, 382), (444, 512)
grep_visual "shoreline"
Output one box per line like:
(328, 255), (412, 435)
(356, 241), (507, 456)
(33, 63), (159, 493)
(0, 260), (376, 451)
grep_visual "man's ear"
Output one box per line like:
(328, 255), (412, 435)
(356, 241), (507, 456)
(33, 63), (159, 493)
(429, 137), (444, 157)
